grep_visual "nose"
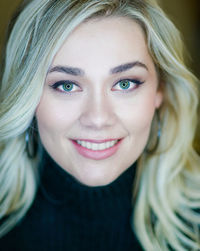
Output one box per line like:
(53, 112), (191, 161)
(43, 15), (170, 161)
(79, 92), (117, 130)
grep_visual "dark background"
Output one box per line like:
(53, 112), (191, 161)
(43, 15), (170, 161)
(0, 0), (200, 77)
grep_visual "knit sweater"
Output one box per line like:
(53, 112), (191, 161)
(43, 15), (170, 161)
(0, 153), (143, 251)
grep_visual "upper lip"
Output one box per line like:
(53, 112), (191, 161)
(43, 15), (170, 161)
(71, 138), (121, 143)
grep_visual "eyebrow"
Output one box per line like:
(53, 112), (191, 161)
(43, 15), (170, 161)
(48, 66), (85, 76)
(110, 61), (148, 74)
(47, 61), (148, 76)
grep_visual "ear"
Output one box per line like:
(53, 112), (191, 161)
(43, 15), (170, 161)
(155, 90), (163, 108)
(155, 81), (164, 108)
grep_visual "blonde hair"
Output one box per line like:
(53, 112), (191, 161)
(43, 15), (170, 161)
(0, 0), (200, 250)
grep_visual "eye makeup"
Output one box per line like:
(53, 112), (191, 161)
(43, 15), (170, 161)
(49, 80), (82, 93)
(112, 78), (145, 92)
(48, 76), (145, 95)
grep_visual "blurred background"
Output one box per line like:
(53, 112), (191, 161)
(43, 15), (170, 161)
(0, 0), (200, 77)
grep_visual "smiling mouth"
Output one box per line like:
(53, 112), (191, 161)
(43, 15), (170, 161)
(71, 138), (123, 160)
(75, 139), (119, 151)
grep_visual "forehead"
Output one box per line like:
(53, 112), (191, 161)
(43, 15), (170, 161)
(52, 17), (153, 72)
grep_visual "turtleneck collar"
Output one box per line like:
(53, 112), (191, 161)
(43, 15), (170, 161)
(39, 151), (137, 211)
(0, 151), (143, 250)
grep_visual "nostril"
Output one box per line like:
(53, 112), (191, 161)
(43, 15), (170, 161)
(78, 102), (117, 129)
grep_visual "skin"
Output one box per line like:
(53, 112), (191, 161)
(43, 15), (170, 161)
(36, 17), (163, 187)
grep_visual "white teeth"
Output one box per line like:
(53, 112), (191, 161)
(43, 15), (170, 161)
(99, 143), (105, 150)
(93, 143), (99, 150)
(82, 141), (86, 148)
(86, 141), (91, 149)
(76, 140), (118, 151)
(106, 141), (110, 148)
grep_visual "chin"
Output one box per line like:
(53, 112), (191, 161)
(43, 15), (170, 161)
(75, 171), (117, 187)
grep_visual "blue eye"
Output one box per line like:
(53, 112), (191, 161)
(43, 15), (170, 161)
(62, 82), (74, 91)
(50, 80), (81, 93)
(119, 80), (131, 89)
(113, 79), (144, 92)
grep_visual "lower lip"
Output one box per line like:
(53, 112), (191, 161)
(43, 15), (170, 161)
(71, 139), (123, 160)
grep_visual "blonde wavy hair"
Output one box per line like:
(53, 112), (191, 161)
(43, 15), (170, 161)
(0, 0), (200, 250)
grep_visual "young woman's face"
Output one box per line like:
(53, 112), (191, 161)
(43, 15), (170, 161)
(36, 17), (162, 186)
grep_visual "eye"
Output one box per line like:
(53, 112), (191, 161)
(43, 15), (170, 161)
(50, 80), (81, 93)
(112, 79), (144, 92)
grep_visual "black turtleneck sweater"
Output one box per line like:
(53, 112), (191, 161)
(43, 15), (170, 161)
(0, 153), (143, 251)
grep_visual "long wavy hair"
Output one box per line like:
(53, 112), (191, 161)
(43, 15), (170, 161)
(0, 0), (200, 250)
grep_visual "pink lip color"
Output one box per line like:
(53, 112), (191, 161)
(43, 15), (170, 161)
(70, 139), (123, 160)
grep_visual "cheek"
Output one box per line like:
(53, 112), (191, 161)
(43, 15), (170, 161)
(119, 92), (157, 133)
(126, 100), (156, 155)
(36, 104), (62, 135)
(35, 95), (79, 137)
(127, 109), (154, 137)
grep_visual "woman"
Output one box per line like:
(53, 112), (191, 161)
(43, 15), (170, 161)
(0, 0), (200, 250)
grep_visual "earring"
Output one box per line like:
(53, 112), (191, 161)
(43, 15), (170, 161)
(146, 110), (161, 154)
(25, 118), (38, 158)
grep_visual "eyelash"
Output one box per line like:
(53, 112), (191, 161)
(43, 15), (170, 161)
(112, 78), (144, 92)
(49, 79), (144, 94)
(50, 80), (81, 93)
